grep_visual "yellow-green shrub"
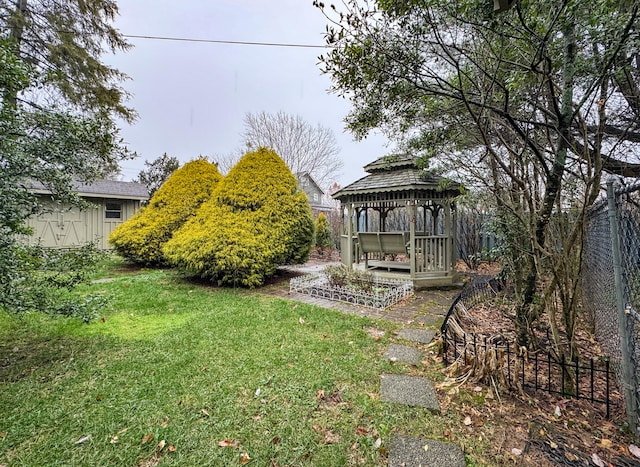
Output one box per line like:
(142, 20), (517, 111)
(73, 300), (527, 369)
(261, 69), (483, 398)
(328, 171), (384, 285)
(109, 159), (222, 265)
(164, 148), (314, 287)
(315, 212), (333, 248)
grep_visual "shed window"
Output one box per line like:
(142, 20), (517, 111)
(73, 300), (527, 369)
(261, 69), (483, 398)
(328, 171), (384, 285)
(105, 202), (122, 219)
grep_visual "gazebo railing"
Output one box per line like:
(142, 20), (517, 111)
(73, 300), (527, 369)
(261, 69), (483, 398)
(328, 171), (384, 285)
(413, 235), (448, 273)
(341, 233), (451, 275)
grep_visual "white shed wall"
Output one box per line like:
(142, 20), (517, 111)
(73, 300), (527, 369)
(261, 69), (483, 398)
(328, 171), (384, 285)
(26, 197), (142, 249)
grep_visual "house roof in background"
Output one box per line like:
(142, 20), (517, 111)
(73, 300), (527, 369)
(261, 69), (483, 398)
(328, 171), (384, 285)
(296, 172), (325, 195)
(29, 179), (149, 201)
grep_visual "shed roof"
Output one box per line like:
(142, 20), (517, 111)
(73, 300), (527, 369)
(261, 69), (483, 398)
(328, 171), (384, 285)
(29, 179), (149, 201)
(333, 156), (460, 201)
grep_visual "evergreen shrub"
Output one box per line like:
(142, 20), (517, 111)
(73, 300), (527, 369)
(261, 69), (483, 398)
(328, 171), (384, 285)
(314, 212), (333, 249)
(108, 159), (222, 265)
(164, 148), (314, 287)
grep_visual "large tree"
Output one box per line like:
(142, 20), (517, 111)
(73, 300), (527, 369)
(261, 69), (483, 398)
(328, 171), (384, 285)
(0, 1), (133, 313)
(1, 0), (134, 120)
(242, 111), (343, 189)
(316, 0), (640, 351)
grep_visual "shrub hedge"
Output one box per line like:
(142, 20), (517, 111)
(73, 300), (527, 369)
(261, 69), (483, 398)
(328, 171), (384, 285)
(164, 148), (314, 287)
(108, 159), (222, 265)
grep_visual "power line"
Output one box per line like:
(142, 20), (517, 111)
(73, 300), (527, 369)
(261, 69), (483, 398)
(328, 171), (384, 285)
(122, 34), (331, 49)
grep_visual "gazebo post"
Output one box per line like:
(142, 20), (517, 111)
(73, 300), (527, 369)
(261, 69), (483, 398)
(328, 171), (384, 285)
(409, 200), (417, 278)
(444, 201), (452, 273)
(346, 203), (354, 270)
(451, 200), (458, 269)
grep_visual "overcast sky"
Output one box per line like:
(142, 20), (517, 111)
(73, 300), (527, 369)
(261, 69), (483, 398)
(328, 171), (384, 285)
(107, 0), (389, 187)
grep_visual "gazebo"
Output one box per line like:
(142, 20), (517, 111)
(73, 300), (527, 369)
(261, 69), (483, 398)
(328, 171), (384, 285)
(332, 156), (461, 289)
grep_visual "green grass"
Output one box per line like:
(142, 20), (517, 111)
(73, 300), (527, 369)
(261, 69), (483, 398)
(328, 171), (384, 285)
(0, 261), (451, 466)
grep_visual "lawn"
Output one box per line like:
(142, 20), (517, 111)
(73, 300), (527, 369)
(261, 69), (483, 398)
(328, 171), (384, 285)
(0, 260), (445, 466)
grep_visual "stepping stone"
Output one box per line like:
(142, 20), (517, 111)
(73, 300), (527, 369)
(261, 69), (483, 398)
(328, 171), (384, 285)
(398, 328), (436, 344)
(388, 435), (466, 467)
(380, 374), (440, 413)
(383, 344), (423, 366)
(412, 314), (444, 328)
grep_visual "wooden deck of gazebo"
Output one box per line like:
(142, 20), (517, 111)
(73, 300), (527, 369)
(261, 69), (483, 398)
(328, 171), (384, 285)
(332, 156), (461, 289)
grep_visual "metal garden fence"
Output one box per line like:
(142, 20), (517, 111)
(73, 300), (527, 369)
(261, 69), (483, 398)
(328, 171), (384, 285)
(582, 181), (640, 435)
(441, 276), (615, 418)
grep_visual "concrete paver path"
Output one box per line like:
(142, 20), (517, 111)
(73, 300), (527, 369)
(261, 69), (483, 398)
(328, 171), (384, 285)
(398, 328), (436, 344)
(383, 344), (423, 365)
(380, 374), (441, 413)
(388, 435), (466, 467)
(265, 262), (466, 466)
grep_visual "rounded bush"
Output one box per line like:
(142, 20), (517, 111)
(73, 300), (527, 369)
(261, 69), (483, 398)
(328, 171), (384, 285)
(164, 148), (314, 287)
(108, 159), (222, 265)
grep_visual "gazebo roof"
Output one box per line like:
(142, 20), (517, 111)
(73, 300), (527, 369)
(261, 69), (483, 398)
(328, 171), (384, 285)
(333, 156), (460, 201)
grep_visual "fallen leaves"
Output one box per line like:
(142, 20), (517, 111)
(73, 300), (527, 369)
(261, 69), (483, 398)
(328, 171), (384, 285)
(217, 438), (249, 463)
(592, 452), (606, 467)
(218, 439), (240, 449)
(599, 438), (613, 449)
(141, 433), (155, 445)
(240, 452), (251, 465)
(366, 327), (385, 340)
(323, 430), (341, 445)
(312, 425), (341, 444)
(74, 434), (91, 445)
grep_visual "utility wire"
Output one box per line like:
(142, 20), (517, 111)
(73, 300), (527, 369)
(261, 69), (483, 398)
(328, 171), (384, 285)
(122, 34), (331, 49)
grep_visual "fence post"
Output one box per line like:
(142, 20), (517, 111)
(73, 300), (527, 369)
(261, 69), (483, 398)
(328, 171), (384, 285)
(606, 181), (640, 436)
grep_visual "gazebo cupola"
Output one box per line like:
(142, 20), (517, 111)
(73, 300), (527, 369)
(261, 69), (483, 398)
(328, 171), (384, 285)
(332, 155), (461, 289)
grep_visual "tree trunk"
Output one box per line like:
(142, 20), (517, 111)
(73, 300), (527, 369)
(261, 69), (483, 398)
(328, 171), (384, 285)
(517, 6), (576, 349)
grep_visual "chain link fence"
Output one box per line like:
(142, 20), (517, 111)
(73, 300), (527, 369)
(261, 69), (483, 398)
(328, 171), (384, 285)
(582, 182), (640, 435)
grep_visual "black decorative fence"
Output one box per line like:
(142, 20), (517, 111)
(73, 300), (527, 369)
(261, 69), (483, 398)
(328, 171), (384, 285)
(441, 276), (615, 417)
(442, 330), (613, 417)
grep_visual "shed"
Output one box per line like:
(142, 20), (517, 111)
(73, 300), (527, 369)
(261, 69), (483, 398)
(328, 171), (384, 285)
(26, 179), (149, 249)
(332, 156), (461, 288)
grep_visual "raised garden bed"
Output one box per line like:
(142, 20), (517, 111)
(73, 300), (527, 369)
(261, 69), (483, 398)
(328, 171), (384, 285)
(289, 273), (413, 310)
